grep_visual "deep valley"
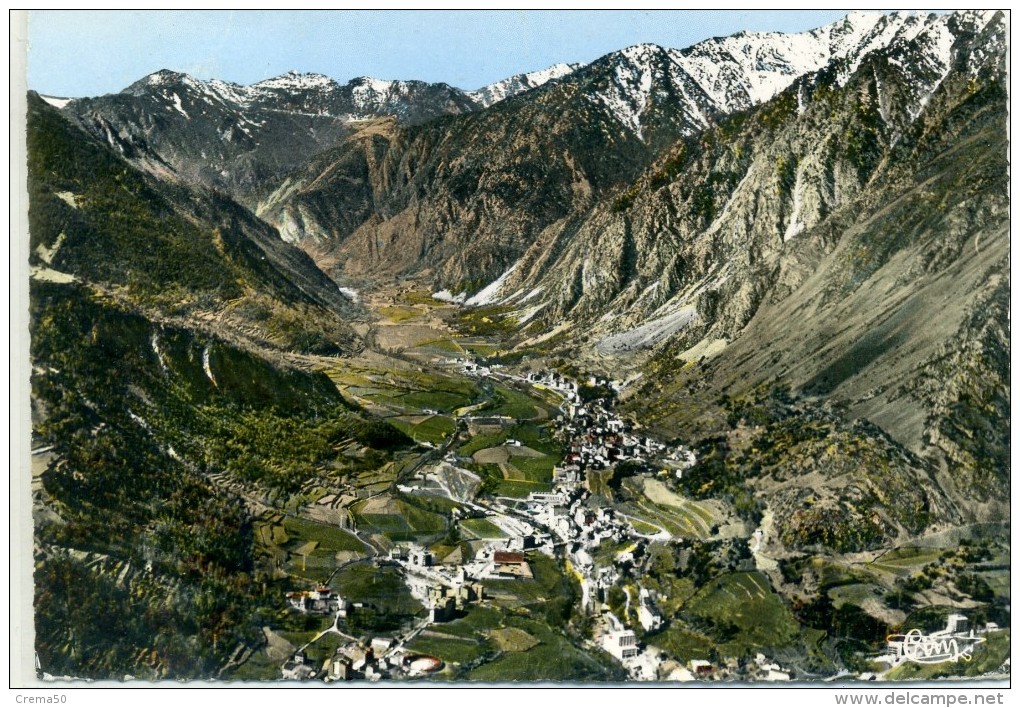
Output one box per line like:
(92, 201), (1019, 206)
(25, 9), (1009, 684)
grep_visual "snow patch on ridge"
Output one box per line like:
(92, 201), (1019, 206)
(254, 71), (336, 91)
(596, 305), (699, 353)
(433, 290), (467, 304)
(593, 44), (661, 139)
(784, 168), (806, 241)
(469, 63), (579, 107)
(466, 263), (520, 306)
(41, 95), (73, 109)
(170, 93), (189, 119)
(591, 12), (957, 137)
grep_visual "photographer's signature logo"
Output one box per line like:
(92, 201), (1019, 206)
(886, 628), (986, 664)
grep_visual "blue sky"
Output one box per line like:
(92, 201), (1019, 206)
(28, 10), (870, 97)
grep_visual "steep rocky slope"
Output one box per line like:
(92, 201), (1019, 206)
(594, 13), (1009, 494)
(28, 91), (363, 356)
(256, 11), (996, 291)
(250, 13), (1008, 512)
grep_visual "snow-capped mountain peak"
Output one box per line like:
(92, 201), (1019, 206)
(252, 71), (338, 91)
(124, 69), (196, 96)
(469, 62), (581, 107)
(204, 78), (253, 105)
(349, 76), (396, 93)
(583, 11), (977, 139)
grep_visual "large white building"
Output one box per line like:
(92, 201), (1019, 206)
(603, 629), (639, 660)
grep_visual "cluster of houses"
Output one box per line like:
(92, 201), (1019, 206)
(457, 359), (498, 378)
(637, 587), (663, 631)
(596, 611), (794, 682)
(554, 392), (695, 476)
(285, 586), (356, 616)
(284, 638), (443, 682)
(387, 541), (540, 623)
(386, 543), (488, 621)
(520, 489), (626, 544)
(502, 482), (669, 614)
(278, 363), (712, 682)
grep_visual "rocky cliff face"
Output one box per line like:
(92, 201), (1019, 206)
(527, 12), (1008, 492)
(255, 11), (999, 288)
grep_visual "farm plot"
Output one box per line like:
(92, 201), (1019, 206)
(642, 479), (714, 535)
(352, 495), (447, 542)
(433, 605), (504, 639)
(333, 563), (423, 617)
(460, 517), (508, 540)
(685, 572), (801, 654)
(473, 444), (554, 483)
(466, 618), (622, 682)
(868, 547), (945, 577)
(644, 624), (715, 662)
(483, 385), (555, 420)
(378, 305), (422, 323)
(406, 633), (491, 666)
(390, 414), (458, 445)
(491, 479), (554, 498)
(277, 516), (365, 579)
(617, 498), (706, 540)
(410, 337), (465, 356)
(327, 364), (479, 416)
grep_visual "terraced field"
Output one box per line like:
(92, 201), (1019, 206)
(979, 570), (1010, 599)
(465, 618), (623, 682)
(642, 479), (714, 534)
(685, 572), (802, 654)
(351, 495), (448, 541)
(378, 305), (422, 323)
(644, 624), (715, 662)
(326, 361), (480, 417)
(410, 337), (466, 356)
(256, 515), (365, 580)
(332, 563), (423, 617)
(390, 414), (458, 444)
(868, 547), (945, 577)
(484, 384), (553, 420)
(618, 497), (709, 539)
